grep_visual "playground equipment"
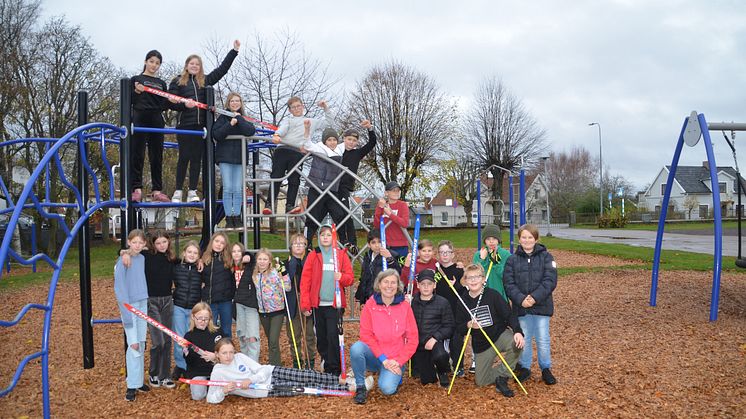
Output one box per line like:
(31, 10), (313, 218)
(476, 165), (527, 252)
(650, 111), (746, 321)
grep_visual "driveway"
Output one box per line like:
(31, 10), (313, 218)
(548, 225), (741, 257)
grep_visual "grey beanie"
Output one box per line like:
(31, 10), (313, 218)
(482, 224), (500, 243)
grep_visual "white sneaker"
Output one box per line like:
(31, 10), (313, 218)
(171, 190), (183, 202)
(345, 376), (356, 392)
(364, 375), (375, 390)
(187, 190), (200, 203)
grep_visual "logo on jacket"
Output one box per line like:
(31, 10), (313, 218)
(214, 335), (222, 343)
(238, 364), (246, 372)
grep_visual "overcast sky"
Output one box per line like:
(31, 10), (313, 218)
(43, 0), (746, 191)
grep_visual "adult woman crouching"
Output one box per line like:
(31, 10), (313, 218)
(350, 269), (418, 404)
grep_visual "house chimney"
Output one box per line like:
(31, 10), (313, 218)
(702, 161), (709, 171)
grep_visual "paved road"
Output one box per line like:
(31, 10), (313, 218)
(547, 225), (741, 257)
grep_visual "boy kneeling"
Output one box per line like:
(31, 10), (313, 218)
(455, 264), (528, 397)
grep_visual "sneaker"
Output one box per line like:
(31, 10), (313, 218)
(287, 206), (303, 214)
(469, 361), (476, 374)
(131, 189), (142, 202)
(262, 207), (272, 215)
(364, 375), (375, 391)
(345, 376), (357, 392)
(151, 191), (170, 202)
(161, 378), (176, 389)
(438, 372), (449, 388)
(455, 368), (465, 377)
(137, 384), (150, 392)
(354, 386), (367, 404)
(514, 365), (531, 383)
(125, 388), (136, 402)
(171, 190), (183, 203)
(495, 376), (514, 398)
(187, 190), (200, 203)
(541, 368), (557, 385)
(148, 375), (160, 388)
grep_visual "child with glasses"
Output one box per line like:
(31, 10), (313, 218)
(183, 302), (222, 400)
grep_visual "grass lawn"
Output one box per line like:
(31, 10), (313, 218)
(573, 220), (739, 231)
(2, 227), (744, 291)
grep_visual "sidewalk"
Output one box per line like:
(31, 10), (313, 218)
(547, 225), (740, 257)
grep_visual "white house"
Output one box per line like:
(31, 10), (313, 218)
(638, 162), (745, 219)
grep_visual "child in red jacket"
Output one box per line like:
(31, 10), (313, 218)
(400, 239), (437, 299)
(300, 224), (354, 377)
(373, 181), (410, 257)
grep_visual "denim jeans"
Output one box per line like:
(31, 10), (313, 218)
(235, 303), (260, 361)
(172, 305), (191, 370)
(518, 314), (552, 370)
(219, 162), (243, 216)
(122, 299), (147, 389)
(210, 301), (233, 338)
(350, 341), (402, 395)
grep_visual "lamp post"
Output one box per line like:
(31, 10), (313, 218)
(589, 122), (603, 216)
(541, 156), (552, 237)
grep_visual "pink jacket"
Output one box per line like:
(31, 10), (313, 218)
(359, 294), (418, 366)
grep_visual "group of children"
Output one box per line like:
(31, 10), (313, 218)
(114, 220), (558, 403)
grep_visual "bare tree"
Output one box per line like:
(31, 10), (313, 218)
(346, 62), (455, 200)
(546, 146), (597, 218)
(464, 77), (548, 218)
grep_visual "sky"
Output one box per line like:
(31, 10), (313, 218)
(42, 0), (746, 191)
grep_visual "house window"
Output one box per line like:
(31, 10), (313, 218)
(718, 182), (726, 193)
(660, 183), (667, 195)
(534, 190), (540, 199)
(441, 212), (448, 222)
(698, 205), (708, 219)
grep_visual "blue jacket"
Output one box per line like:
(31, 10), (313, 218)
(503, 243), (557, 317)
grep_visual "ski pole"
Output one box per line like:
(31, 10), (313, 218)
(123, 302), (208, 357)
(331, 224), (346, 380)
(140, 85), (278, 130)
(435, 263), (527, 395)
(290, 256), (311, 369)
(277, 258), (302, 369)
(178, 378), (353, 397)
(447, 327), (472, 395)
(380, 217), (387, 270)
(406, 214), (421, 297)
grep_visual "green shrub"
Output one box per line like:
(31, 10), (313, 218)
(598, 207), (628, 228)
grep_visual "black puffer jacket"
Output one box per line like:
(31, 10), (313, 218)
(201, 253), (235, 304)
(503, 243), (557, 317)
(234, 266), (257, 309)
(213, 114), (256, 164)
(411, 294), (454, 347)
(168, 49), (238, 128)
(172, 262), (202, 309)
(307, 152), (342, 193)
(355, 249), (400, 304)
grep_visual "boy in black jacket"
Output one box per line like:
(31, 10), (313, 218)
(455, 264), (527, 397)
(434, 240), (467, 375)
(411, 269), (454, 387)
(336, 120), (377, 252)
(355, 230), (400, 306)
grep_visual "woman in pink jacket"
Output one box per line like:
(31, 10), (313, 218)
(350, 269), (418, 404)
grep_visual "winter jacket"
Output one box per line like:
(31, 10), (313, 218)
(201, 253), (235, 304)
(373, 200), (410, 248)
(144, 251), (175, 297)
(234, 265), (258, 309)
(355, 249), (400, 304)
(184, 328), (223, 378)
(359, 293), (418, 366)
(411, 294), (454, 347)
(338, 129), (377, 192)
(503, 243), (557, 317)
(213, 114), (257, 165)
(472, 246), (512, 300)
(168, 49), (238, 128)
(255, 269), (291, 316)
(454, 287), (522, 354)
(207, 353), (275, 403)
(300, 247), (354, 311)
(172, 262), (202, 309)
(304, 142), (344, 193)
(400, 258), (437, 296)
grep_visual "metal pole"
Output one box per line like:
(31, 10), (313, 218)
(519, 169), (526, 225)
(241, 136), (248, 249)
(252, 138), (261, 249)
(508, 175), (515, 253)
(543, 157), (552, 237)
(77, 90), (94, 369)
(202, 87), (216, 244)
(119, 78), (133, 246)
(589, 122), (603, 216)
(476, 179), (482, 248)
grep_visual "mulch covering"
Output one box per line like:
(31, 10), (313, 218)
(1, 250), (744, 418)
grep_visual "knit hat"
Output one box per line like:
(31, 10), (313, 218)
(416, 269), (436, 283)
(342, 128), (359, 139)
(384, 181), (400, 191)
(322, 128), (338, 145)
(482, 224), (500, 243)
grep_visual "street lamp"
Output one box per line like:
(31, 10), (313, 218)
(540, 156), (552, 237)
(589, 122), (603, 216)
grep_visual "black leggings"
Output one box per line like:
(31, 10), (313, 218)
(131, 111), (165, 191)
(269, 147), (303, 211)
(305, 188), (345, 246)
(174, 126), (204, 191)
(336, 189), (357, 247)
